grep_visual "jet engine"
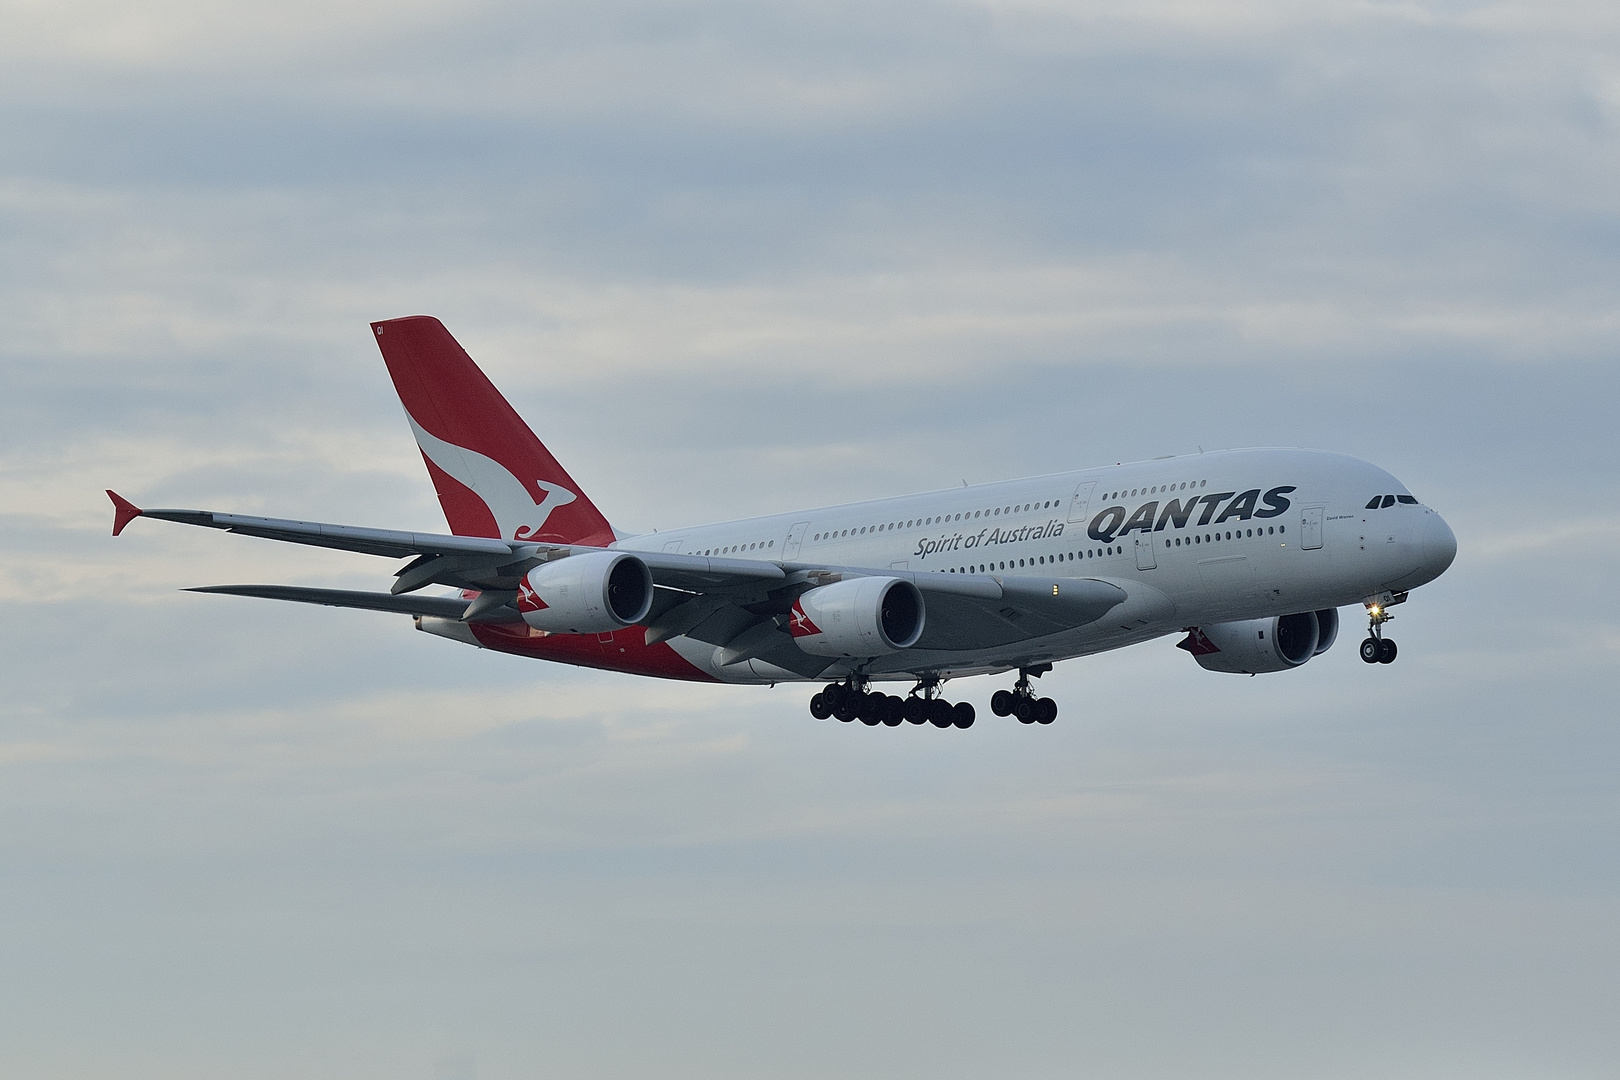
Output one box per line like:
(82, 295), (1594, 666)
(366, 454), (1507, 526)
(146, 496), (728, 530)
(1179, 608), (1341, 674)
(517, 551), (654, 634)
(791, 577), (925, 658)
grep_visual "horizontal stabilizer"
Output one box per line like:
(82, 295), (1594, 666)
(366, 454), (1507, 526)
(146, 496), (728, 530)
(187, 585), (483, 620)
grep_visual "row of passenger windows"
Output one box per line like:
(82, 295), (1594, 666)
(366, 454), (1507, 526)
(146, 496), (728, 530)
(810, 482), (1211, 543)
(1366, 494), (1419, 509)
(1105, 480), (1207, 500)
(946, 548), (1122, 573)
(701, 539), (774, 556)
(813, 498), (1062, 542)
(935, 524), (1285, 573)
(1167, 525), (1282, 546)
(700, 477), (1222, 556)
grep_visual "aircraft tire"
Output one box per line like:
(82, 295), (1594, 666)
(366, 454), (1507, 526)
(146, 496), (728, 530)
(951, 702), (976, 729)
(928, 700), (954, 728)
(991, 690), (1015, 716)
(1360, 638), (1381, 664)
(1036, 698), (1057, 725)
(903, 697), (928, 724)
(809, 693), (831, 720)
(1013, 696), (1036, 724)
(882, 695), (905, 726)
(1377, 638), (1398, 664)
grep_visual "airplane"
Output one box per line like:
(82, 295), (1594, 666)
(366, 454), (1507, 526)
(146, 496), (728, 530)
(107, 315), (1458, 729)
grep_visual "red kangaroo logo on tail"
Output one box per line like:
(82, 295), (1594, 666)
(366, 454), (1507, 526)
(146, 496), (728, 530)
(407, 415), (578, 541)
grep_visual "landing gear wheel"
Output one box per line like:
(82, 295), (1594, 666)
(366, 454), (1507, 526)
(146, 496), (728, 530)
(991, 690), (1015, 717)
(882, 695), (905, 726)
(1013, 696), (1036, 724)
(1360, 637), (1381, 664)
(951, 702), (976, 729)
(1035, 698), (1058, 725)
(928, 699), (954, 728)
(903, 697), (928, 724)
(1377, 638), (1398, 664)
(809, 693), (831, 720)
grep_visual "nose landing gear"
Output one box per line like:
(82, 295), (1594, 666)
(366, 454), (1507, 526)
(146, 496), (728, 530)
(1360, 593), (1405, 665)
(990, 665), (1058, 724)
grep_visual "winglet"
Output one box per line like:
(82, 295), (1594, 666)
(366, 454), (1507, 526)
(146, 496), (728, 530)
(107, 490), (143, 536)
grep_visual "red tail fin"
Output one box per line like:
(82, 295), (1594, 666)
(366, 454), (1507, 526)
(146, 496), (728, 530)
(371, 316), (615, 546)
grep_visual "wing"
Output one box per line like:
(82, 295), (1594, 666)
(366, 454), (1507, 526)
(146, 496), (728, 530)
(112, 492), (1126, 665)
(109, 490), (785, 595)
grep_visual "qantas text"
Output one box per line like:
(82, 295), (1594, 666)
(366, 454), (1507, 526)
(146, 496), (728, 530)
(911, 485), (1296, 562)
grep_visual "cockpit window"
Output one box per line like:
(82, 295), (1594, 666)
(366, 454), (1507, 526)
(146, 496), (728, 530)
(1366, 497), (1383, 509)
(1397, 495), (1418, 505)
(1381, 495), (1396, 508)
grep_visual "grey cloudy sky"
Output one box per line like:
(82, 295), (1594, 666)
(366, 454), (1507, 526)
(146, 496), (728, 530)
(2, 1), (1618, 1077)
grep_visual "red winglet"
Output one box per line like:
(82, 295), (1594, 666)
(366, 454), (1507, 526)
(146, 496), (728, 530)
(107, 490), (143, 536)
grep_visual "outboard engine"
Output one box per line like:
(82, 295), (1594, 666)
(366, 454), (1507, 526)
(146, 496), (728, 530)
(517, 551), (654, 634)
(1179, 610), (1335, 674)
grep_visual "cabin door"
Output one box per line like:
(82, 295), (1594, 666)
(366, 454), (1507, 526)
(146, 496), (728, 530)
(1134, 535), (1157, 570)
(1300, 506), (1324, 550)
(1067, 482), (1097, 524)
(784, 521), (810, 558)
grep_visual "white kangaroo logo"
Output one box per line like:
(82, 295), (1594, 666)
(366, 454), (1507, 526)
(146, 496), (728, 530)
(407, 415), (577, 540)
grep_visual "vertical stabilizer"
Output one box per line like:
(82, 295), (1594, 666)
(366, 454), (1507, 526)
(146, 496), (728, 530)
(371, 316), (615, 546)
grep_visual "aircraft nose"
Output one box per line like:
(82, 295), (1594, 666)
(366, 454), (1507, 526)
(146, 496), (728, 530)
(1424, 512), (1457, 577)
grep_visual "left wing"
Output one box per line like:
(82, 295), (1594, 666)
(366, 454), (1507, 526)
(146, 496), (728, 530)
(112, 492), (1127, 665)
(108, 490), (785, 595)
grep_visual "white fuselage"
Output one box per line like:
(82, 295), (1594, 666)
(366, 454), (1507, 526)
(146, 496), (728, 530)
(614, 448), (1457, 684)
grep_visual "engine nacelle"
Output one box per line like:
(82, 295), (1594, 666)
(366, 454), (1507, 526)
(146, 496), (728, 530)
(1312, 606), (1339, 656)
(1179, 609), (1337, 674)
(790, 577), (925, 658)
(517, 551), (654, 634)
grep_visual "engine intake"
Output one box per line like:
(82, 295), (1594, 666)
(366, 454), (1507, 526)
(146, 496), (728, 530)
(1179, 608), (1340, 674)
(517, 551), (654, 634)
(790, 577), (925, 658)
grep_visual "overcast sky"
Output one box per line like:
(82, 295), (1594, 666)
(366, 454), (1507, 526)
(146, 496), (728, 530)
(2, 2), (1619, 1077)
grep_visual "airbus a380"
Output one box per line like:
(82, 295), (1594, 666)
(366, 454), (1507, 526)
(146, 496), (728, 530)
(109, 316), (1458, 729)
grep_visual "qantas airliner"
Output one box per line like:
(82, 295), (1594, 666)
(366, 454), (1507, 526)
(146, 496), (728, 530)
(109, 316), (1457, 729)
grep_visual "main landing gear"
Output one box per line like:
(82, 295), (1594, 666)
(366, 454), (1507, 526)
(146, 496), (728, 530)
(809, 678), (975, 729)
(1359, 592), (1405, 665)
(990, 665), (1058, 725)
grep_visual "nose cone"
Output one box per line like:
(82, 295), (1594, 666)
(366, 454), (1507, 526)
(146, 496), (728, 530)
(1424, 512), (1457, 578)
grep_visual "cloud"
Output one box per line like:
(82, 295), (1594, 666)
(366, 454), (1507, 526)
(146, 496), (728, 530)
(2, 0), (1620, 1076)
